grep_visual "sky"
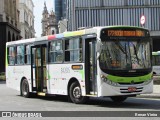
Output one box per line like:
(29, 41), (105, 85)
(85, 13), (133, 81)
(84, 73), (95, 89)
(33, 0), (54, 37)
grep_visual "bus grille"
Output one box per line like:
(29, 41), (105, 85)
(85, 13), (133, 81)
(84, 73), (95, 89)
(118, 81), (144, 85)
(120, 87), (143, 93)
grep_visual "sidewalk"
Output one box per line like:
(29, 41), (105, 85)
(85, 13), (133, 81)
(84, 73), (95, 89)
(139, 85), (160, 99)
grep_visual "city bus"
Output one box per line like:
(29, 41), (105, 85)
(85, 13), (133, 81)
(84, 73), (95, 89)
(6, 26), (153, 104)
(152, 51), (160, 80)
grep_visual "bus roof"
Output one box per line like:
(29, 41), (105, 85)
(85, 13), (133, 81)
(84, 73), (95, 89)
(6, 26), (148, 46)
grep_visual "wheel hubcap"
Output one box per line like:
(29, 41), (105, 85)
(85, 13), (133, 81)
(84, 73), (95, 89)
(73, 87), (81, 99)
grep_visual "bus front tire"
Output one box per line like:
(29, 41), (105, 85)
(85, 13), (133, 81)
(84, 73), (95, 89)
(69, 81), (87, 104)
(21, 79), (30, 98)
(110, 96), (127, 102)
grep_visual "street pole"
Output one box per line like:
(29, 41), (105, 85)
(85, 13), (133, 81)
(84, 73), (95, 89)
(72, 0), (75, 31)
(89, 1), (91, 27)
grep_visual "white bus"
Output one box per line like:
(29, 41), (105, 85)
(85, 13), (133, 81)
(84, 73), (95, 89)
(152, 51), (160, 80)
(6, 26), (153, 104)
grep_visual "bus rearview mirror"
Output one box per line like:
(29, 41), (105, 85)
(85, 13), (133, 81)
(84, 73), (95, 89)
(96, 39), (102, 58)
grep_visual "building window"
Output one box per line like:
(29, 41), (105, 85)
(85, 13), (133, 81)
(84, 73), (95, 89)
(25, 30), (28, 39)
(24, 11), (28, 23)
(49, 40), (63, 63)
(65, 37), (82, 62)
(52, 30), (55, 34)
(124, 0), (128, 6)
(0, 15), (3, 22)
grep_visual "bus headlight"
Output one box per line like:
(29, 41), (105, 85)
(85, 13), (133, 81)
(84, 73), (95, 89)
(112, 81), (118, 86)
(101, 75), (118, 86)
(101, 75), (107, 82)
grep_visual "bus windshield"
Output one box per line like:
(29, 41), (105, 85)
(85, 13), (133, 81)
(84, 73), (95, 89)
(99, 39), (151, 70)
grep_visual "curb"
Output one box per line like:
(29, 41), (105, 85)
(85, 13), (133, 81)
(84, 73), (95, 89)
(137, 85), (160, 99)
(137, 94), (160, 99)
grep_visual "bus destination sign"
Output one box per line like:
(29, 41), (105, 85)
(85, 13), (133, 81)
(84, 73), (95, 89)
(107, 30), (145, 37)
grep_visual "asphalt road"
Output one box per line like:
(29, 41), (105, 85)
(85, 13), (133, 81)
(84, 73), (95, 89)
(0, 81), (160, 119)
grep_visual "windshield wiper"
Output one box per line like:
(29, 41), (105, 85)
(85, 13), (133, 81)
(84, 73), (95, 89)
(125, 43), (128, 63)
(133, 44), (139, 64)
(115, 42), (130, 68)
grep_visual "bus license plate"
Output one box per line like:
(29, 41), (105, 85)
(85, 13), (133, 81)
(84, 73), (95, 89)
(128, 87), (137, 92)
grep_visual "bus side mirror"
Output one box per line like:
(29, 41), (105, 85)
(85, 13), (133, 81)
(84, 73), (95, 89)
(96, 38), (102, 59)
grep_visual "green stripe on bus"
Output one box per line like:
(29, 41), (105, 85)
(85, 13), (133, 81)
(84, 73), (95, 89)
(79, 70), (84, 81)
(5, 47), (8, 67)
(107, 73), (152, 83)
(46, 69), (51, 80)
(64, 32), (73, 37)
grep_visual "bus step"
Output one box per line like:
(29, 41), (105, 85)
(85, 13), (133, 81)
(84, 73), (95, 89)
(86, 94), (96, 97)
(37, 92), (46, 96)
(43, 89), (47, 92)
(90, 91), (97, 95)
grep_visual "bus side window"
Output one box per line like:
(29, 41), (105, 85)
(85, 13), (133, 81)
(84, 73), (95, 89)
(65, 40), (70, 61)
(64, 38), (82, 62)
(16, 45), (25, 65)
(25, 45), (31, 64)
(8, 47), (16, 65)
(49, 40), (63, 63)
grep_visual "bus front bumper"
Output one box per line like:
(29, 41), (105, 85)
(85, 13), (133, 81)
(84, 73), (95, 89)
(98, 80), (153, 97)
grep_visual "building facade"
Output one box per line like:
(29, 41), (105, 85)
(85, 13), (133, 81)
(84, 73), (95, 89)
(58, 19), (67, 33)
(67, 0), (160, 51)
(41, 2), (57, 36)
(0, 0), (21, 72)
(19, 0), (35, 39)
(54, 0), (67, 23)
(54, 0), (67, 33)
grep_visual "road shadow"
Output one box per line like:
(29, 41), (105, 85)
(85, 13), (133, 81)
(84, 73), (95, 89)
(0, 80), (6, 84)
(17, 94), (69, 103)
(87, 97), (160, 110)
(24, 94), (160, 110)
(32, 95), (69, 102)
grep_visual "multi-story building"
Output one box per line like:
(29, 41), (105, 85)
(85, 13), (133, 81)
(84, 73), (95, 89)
(67, 0), (160, 51)
(41, 2), (57, 36)
(54, 0), (67, 33)
(0, 0), (21, 72)
(54, 0), (66, 23)
(19, 0), (35, 39)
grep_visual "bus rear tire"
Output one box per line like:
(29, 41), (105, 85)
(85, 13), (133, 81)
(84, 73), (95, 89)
(110, 96), (127, 103)
(69, 81), (87, 104)
(21, 79), (30, 98)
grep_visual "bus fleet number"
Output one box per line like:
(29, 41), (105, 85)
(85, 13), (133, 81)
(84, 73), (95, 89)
(61, 67), (70, 73)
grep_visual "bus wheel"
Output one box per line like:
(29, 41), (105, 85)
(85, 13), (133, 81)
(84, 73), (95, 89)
(69, 81), (87, 104)
(110, 96), (127, 102)
(21, 79), (30, 98)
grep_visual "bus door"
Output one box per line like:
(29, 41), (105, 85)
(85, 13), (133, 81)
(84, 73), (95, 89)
(31, 44), (47, 93)
(85, 38), (97, 95)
